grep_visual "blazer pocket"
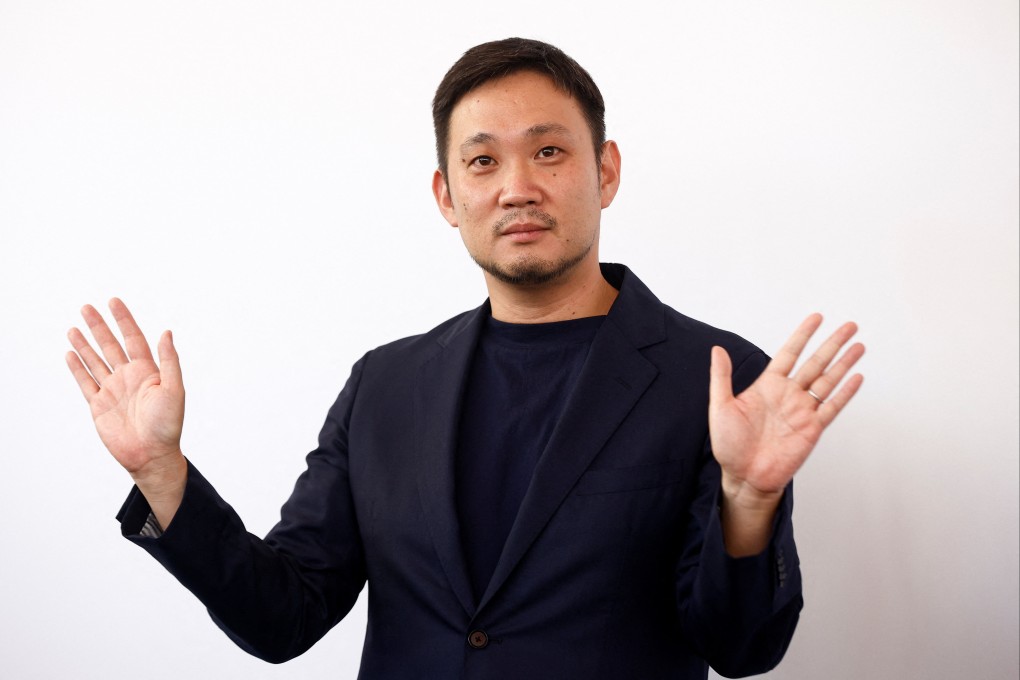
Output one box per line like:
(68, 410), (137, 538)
(574, 460), (686, 496)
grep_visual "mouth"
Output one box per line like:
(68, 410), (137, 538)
(494, 209), (557, 243)
(499, 222), (551, 243)
(500, 222), (550, 236)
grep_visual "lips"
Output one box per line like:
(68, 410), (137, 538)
(497, 222), (551, 244)
(493, 210), (557, 242)
(500, 222), (549, 236)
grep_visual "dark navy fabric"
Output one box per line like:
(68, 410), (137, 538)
(456, 315), (604, 601)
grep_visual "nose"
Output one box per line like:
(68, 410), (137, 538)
(499, 160), (542, 209)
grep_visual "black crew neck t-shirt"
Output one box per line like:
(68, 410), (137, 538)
(455, 314), (605, 602)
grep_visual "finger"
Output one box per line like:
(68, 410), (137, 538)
(807, 342), (865, 400)
(110, 298), (154, 363)
(67, 326), (112, 383)
(791, 321), (859, 388)
(765, 313), (823, 377)
(817, 373), (864, 427)
(157, 330), (184, 395)
(65, 350), (99, 400)
(709, 346), (734, 407)
(81, 304), (130, 369)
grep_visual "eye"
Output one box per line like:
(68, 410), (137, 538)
(470, 155), (495, 168)
(537, 146), (560, 159)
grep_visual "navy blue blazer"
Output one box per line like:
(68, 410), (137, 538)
(119, 263), (802, 679)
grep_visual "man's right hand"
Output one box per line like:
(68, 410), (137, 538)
(66, 298), (187, 529)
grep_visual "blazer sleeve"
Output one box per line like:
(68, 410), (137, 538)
(674, 350), (804, 678)
(116, 355), (370, 663)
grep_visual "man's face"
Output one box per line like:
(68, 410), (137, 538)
(433, 70), (620, 287)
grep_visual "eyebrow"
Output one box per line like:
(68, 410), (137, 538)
(460, 132), (497, 154)
(525, 123), (571, 138)
(458, 123), (574, 155)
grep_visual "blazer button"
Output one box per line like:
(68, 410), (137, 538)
(467, 630), (489, 649)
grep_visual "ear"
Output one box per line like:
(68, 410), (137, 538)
(598, 140), (622, 209)
(432, 169), (459, 228)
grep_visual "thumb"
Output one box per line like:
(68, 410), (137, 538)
(709, 345), (734, 410)
(158, 330), (184, 395)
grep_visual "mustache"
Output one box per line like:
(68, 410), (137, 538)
(493, 208), (557, 234)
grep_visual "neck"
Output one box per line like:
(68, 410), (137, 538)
(485, 260), (618, 324)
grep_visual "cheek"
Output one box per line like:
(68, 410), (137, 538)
(556, 167), (601, 203)
(448, 183), (478, 220)
(455, 201), (478, 231)
(453, 187), (489, 225)
(562, 180), (600, 212)
(453, 201), (484, 242)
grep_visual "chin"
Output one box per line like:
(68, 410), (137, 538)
(475, 249), (591, 287)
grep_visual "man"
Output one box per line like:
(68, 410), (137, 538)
(66, 38), (864, 679)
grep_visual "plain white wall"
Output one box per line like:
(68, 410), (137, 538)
(1, 1), (1016, 678)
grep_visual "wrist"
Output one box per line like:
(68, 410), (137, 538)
(720, 472), (784, 515)
(131, 450), (187, 498)
(719, 472), (784, 557)
(131, 451), (187, 531)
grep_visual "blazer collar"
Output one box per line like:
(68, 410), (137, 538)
(599, 262), (667, 350)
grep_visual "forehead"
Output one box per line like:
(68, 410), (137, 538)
(449, 71), (587, 143)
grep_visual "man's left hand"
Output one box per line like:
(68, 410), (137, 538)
(709, 314), (865, 555)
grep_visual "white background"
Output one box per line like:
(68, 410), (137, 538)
(1, 1), (1017, 678)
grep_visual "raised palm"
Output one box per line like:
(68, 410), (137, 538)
(709, 314), (865, 497)
(66, 299), (184, 476)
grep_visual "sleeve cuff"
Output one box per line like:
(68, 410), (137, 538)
(116, 485), (159, 538)
(700, 483), (801, 613)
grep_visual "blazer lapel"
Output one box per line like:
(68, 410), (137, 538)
(477, 313), (661, 613)
(414, 304), (488, 618)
